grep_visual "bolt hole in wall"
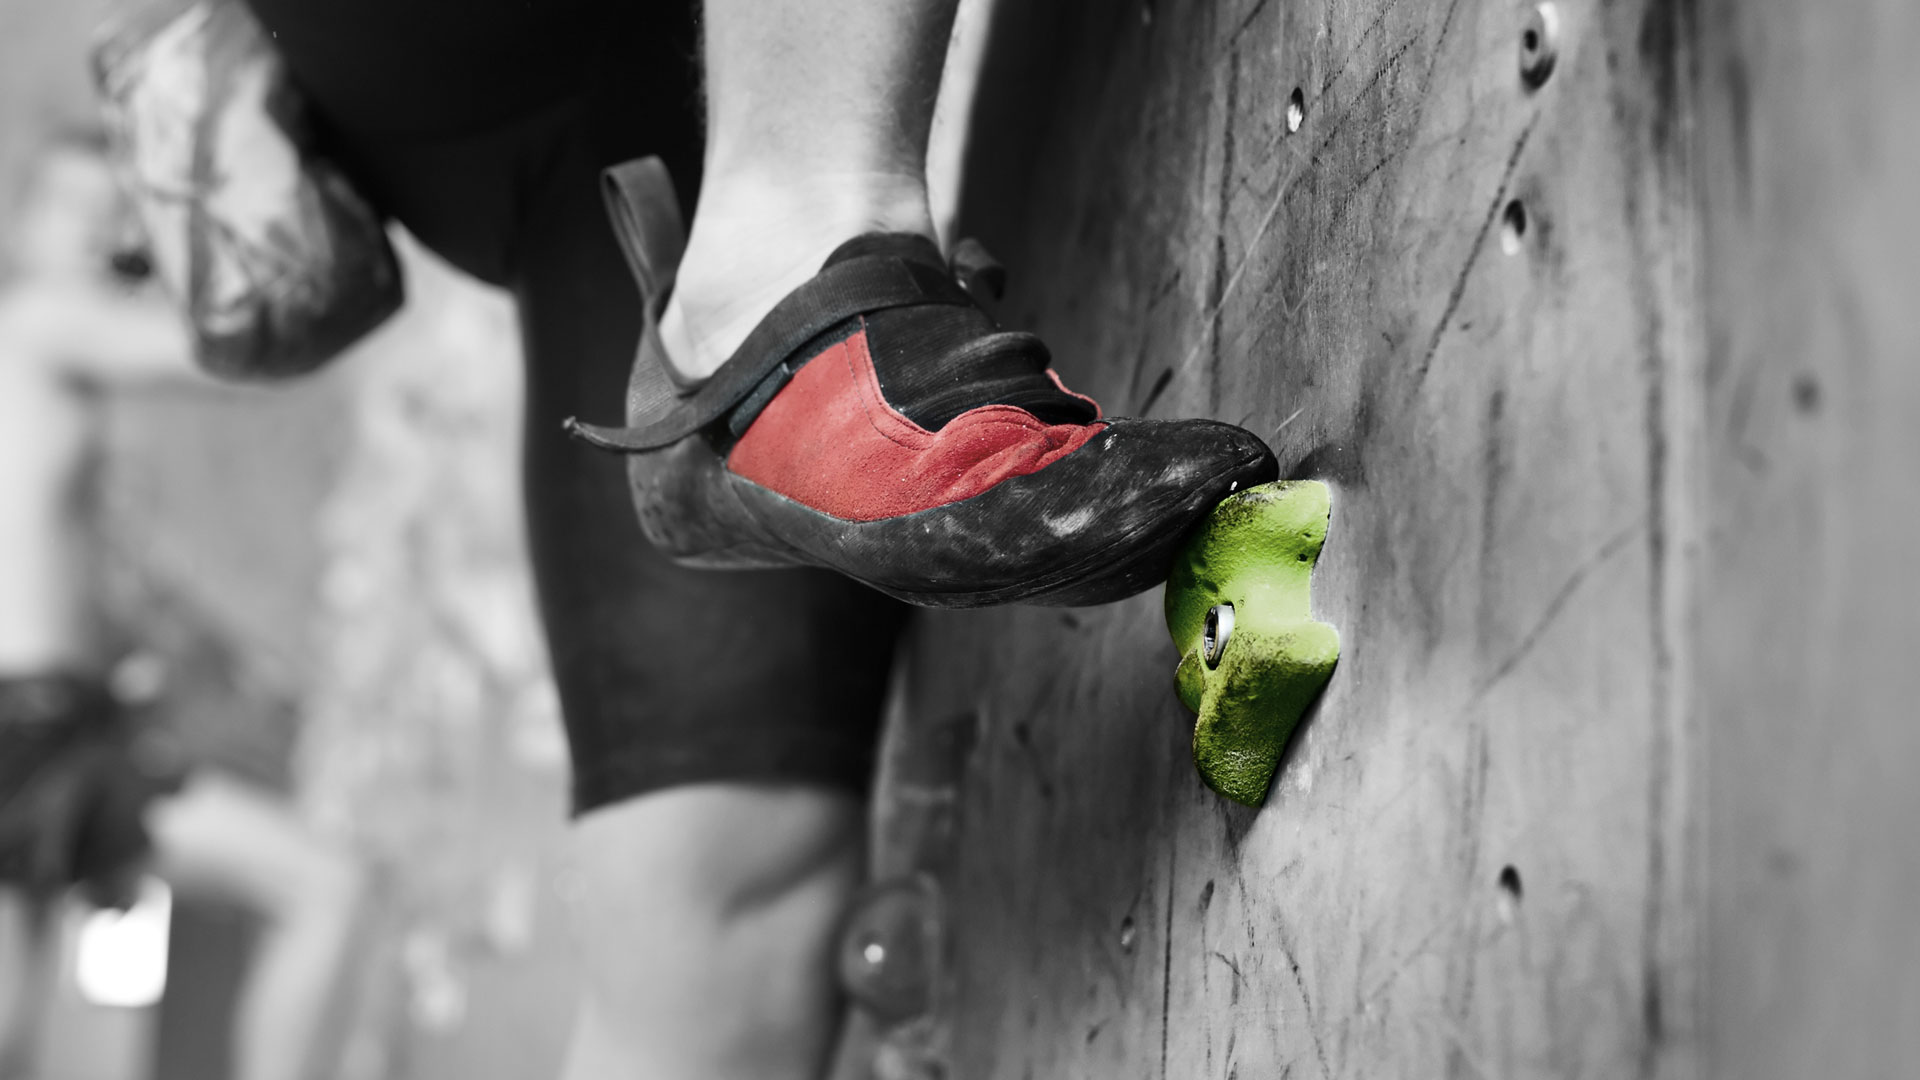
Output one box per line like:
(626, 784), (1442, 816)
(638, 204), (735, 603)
(1520, 1), (1560, 88)
(1496, 865), (1524, 924)
(1500, 199), (1529, 255)
(1285, 87), (1305, 134)
(1497, 865), (1524, 900)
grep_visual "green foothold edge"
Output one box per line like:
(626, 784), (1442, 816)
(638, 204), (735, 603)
(1163, 480), (1340, 807)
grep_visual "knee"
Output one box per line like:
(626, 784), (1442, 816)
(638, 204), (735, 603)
(562, 783), (863, 993)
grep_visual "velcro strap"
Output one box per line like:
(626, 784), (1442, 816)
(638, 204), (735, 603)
(574, 252), (974, 452)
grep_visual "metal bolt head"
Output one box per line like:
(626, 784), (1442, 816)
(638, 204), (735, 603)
(837, 879), (938, 1024)
(1520, 2), (1560, 89)
(1202, 604), (1235, 669)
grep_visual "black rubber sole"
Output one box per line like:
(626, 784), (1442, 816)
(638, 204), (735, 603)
(624, 417), (1280, 609)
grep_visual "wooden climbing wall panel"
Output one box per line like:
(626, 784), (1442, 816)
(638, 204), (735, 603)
(884, 0), (1704, 1074)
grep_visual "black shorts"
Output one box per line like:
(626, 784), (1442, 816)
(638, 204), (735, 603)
(0, 675), (188, 904)
(243, 0), (910, 812)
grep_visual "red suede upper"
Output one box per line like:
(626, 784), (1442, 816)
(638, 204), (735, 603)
(726, 326), (1105, 522)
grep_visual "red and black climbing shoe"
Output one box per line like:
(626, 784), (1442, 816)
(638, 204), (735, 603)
(566, 157), (1278, 608)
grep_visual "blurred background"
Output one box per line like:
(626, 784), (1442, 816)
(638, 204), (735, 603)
(1, 1), (584, 1076)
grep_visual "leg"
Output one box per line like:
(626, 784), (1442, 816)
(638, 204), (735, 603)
(134, 4), (911, 1071)
(147, 772), (367, 1080)
(559, 786), (862, 1080)
(513, 120), (906, 1079)
(658, 0), (962, 377)
(226, 21), (906, 1071)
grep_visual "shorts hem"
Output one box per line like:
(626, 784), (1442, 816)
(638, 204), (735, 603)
(569, 737), (876, 816)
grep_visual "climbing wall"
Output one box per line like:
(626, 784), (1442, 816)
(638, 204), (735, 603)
(875, 0), (1702, 1075)
(857, 0), (1920, 1075)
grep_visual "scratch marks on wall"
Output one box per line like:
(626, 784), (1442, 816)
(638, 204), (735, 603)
(1414, 115), (1541, 384)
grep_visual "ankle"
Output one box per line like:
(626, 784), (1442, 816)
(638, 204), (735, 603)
(704, 167), (933, 236)
(660, 171), (935, 379)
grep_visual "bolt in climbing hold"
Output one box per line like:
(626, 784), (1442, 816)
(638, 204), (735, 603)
(836, 877), (942, 1025)
(1164, 481), (1340, 807)
(1202, 604), (1234, 668)
(1520, 2), (1560, 89)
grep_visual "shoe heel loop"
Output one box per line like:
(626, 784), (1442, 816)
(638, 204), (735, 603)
(600, 157), (686, 300)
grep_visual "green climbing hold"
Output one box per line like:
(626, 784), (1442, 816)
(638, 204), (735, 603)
(1164, 480), (1340, 807)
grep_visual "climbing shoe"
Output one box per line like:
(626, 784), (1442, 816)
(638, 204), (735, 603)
(567, 157), (1278, 608)
(92, 0), (402, 379)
